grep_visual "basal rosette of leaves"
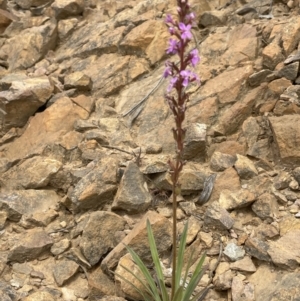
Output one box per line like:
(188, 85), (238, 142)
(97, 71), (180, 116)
(114, 1), (206, 300)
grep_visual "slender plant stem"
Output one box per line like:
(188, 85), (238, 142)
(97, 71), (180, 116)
(171, 182), (177, 300)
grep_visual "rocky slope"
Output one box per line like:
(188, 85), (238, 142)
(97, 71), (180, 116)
(1, 0), (300, 300)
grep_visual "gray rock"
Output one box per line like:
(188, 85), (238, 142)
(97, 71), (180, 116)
(234, 154), (258, 180)
(51, 0), (84, 20)
(252, 193), (278, 222)
(0, 190), (60, 224)
(276, 61), (299, 80)
(248, 69), (272, 86)
(204, 201), (234, 230)
(50, 239), (71, 256)
(80, 211), (126, 266)
(53, 259), (79, 286)
(112, 162), (151, 213)
(8, 229), (53, 263)
(183, 123), (206, 161)
(245, 237), (271, 262)
(210, 151), (236, 172)
(293, 166), (300, 184)
(200, 10), (227, 27)
(224, 242), (245, 261)
(273, 171), (291, 190)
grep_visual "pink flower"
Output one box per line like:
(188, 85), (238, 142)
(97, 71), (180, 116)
(178, 22), (192, 41)
(166, 38), (179, 54)
(189, 49), (200, 67)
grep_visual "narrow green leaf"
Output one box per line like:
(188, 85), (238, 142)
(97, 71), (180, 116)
(146, 219), (169, 301)
(113, 269), (152, 301)
(117, 264), (155, 300)
(172, 285), (184, 301)
(124, 244), (162, 301)
(175, 222), (188, 292)
(181, 246), (195, 292)
(182, 253), (206, 301)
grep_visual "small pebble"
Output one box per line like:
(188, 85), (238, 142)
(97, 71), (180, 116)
(60, 221), (67, 228)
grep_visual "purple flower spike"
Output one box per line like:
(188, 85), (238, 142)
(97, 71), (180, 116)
(167, 76), (178, 92)
(169, 27), (176, 35)
(163, 66), (172, 78)
(178, 23), (192, 41)
(180, 70), (199, 87)
(190, 49), (200, 67)
(166, 39), (179, 54)
(165, 14), (174, 24)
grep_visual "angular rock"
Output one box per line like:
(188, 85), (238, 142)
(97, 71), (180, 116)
(112, 162), (151, 213)
(4, 96), (89, 162)
(52, 0), (84, 20)
(230, 256), (256, 273)
(199, 65), (253, 105)
(80, 211), (126, 266)
(269, 115), (300, 163)
(8, 229), (53, 263)
(248, 69), (272, 86)
(224, 243), (245, 261)
(115, 253), (147, 300)
(183, 123), (206, 161)
(244, 237), (271, 262)
(210, 151), (236, 172)
(281, 16), (300, 55)
(273, 171), (292, 190)
(251, 193), (278, 222)
(276, 61), (299, 80)
(57, 18), (78, 41)
(213, 262), (232, 290)
(23, 291), (56, 301)
(262, 42), (284, 69)
(53, 259), (79, 286)
(200, 10), (227, 27)
(64, 71), (93, 91)
(0, 190), (60, 224)
(268, 229), (300, 269)
(4, 20), (57, 71)
(0, 76), (53, 132)
(204, 201), (234, 230)
(234, 154), (258, 180)
(231, 275), (255, 301)
(219, 189), (256, 210)
(119, 19), (168, 65)
(101, 211), (172, 272)
(70, 157), (119, 212)
(50, 239), (71, 256)
(214, 85), (262, 135)
(210, 167), (240, 202)
(293, 166), (300, 184)
(88, 266), (116, 299)
(1, 156), (62, 189)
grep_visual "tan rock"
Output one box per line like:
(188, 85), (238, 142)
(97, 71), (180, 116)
(51, 0), (84, 20)
(23, 291), (56, 301)
(268, 229), (300, 269)
(64, 71), (93, 91)
(210, 167), (240, 202)
(88, 266), (116, 299)
(115, 253), (147, 300)
(219, 189), (256, 210)
(269, 115), (300, 163)
(0, 75), (54, 132)
(231, 274), (255, 301)
(101, 211), (172, 272)
(5, 20), (57, 70)
(281, 16), (300, 55)
(210, 151), (236, 171)
(1, 156), (62, 189)
(230, 256), (256, 273)
(214, 85), (264, 135)
(80, 211), (126, 266)
(199, 65), (253, 105)
(268, 78), (291, 96)
(234, 154), (258, 180)
(4, 96), (89, 162)
(262, 42), (284, 69)
(8, 229), (53, 263)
